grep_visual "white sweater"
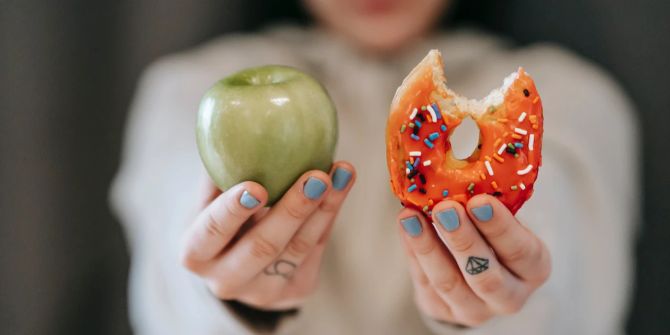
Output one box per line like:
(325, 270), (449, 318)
(111, 26), (639, 335)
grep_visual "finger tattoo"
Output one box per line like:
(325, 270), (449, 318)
(465, 256), (489, 275)
(263, 259), (297, 279)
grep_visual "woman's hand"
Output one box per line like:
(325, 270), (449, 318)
(180, 162), (355, 310)
(398, 195), (551, 327)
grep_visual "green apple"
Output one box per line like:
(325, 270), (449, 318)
(196, 65), (338, 205)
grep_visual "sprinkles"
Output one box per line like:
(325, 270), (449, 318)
(518, 112), (527, 122)
(409, 108), (418, 120)
(442, 189), (449, 197)
(431, 103), (442, 119)
(400, 124), (406, 133)
(484, 160), (494, 176)
(529, 134), (535, 151)
(519, 182), (526, 190)
(410, 134), (420, 141)
(409, 151), (422, 157)
(517, 164), (533, 175)
(514, 127), (528, 135)
(423, 139), (434, 149)
(427, 104), (438, 123)
(497, 144), (507, 155)
(428, 132), (440, 141)
(423, 160), (432, 166)
(440, 124), (447, 132)
(408, 184), (417, 192)
(415, 120), (422, 128)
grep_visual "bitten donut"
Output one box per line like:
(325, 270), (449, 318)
(386, 50), (543, 215)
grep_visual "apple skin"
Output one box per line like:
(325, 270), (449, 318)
(196, 65), (338, 205)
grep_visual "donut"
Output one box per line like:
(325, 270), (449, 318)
(386, 50), (543, 215)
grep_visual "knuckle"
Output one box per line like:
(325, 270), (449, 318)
(283, 200), (312, 220)
(433, 276), (459, 294)
(416, 273), (432, 288)
(498, 298), (525, 315)
(458, 311), (489, 327)
(318, 199), (340, 214)
(208, 281), (237, 300)
(502, 240), (534, 264)
(413, 240), (437, 256)
(285, 235), (314, 258)
(449, 234), (476, 253)
(249, 234), (281, 260)
(474, 271), (505, 295)
(205, 211), (234, 238)
(485, 220), (512, 239)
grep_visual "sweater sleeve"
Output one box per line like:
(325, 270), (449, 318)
(418, 44), (640, 335)
(109, 48), (305, 335)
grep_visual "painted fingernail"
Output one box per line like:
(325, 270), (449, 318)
(332, 167), (352, 190)
(472, 204), (493, 222)
(436, 208), (460, 232)
(304, 177), (327, 200)
(240, 190), (260, 209)
(400, 216), (422, 237)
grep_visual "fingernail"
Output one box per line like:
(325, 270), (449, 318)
(472, 204), (493, 222)
(332, 167), (352, 190)
(400, 216), (422, 237)
(304, 177), (327, 200)
(436, 208), (460, 232)
(240, 190), (260, 209)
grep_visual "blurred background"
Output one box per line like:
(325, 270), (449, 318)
(1, 0), (668, 334)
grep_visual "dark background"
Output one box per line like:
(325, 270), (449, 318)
(1, 0), (668, 334)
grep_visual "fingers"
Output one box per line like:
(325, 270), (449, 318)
(277, 162), (355, 266)
(397, 209), (490, 324)
(467, 195), (551, 285)
(431, 201), (528, 314)
(208, 170), (332, 286)
(181, 182), (267, 266)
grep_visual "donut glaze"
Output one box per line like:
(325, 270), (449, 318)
(386, 50), (543, 215)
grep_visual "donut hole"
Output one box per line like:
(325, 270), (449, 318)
(449, 116), (481, 160)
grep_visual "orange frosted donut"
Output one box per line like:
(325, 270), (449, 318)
(386, 50), (543, 215)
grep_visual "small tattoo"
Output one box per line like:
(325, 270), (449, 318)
(465, 256), (489, 275)
(263, 259), (297, 279)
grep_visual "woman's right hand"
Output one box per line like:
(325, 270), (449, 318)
(180, 162), (355, 310)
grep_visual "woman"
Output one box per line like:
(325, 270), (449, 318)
(111, 0), (638, 333)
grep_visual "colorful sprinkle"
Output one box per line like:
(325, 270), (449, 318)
(529, 134), (535, 151)
(413, 125), (420, 135)
(415, 120), (422, 128)
(512, 134), (523, 140)
(421, 105), (427, 111)
(493, 153), (505, 163)
(400, 124), (406, 133)
(408, 122), (415, 128)
(517, 164), (533, 175)
(423, 139), (434, 149)
(428, 199), (434, 205)
(514, 142), (523, 148)
(408, 169), (419, 179)
(406, 161), (413, 171)
(423, 160), (432, 166)
(409, 108), (418, 120)
(519, 112), (527, 122)
(405, 168), (410, 175)
(519, 182), (526, 190)
(440, 124), (447, 132)
(419, 188), (427, 194)
(428, 132), (440, 141)
(529, 115), (538, 123)
(511, 185), (518, 191)
(494, 138), (502, 147)
(427, 104), (438, 123)
(419, 174), (426, 184)
(467, 183), (475, 192)
(497, 118), (508, 123)
(532, 124), (539, 130)
(410, 134), (420, 141)
(442, 189), (449, 197)
(413, 157), (421, 168)
(497, 144), (507, 155)
(484, 160), (494, 176)
(533, 96), (540, 104)
(431, 103), (442, 120)
(514, 127), (528, 135)
(423, 205), (429, 212)
(408, 184), (417, 192)
(409, 151), (421, 157)
(479, 172), (487, 181)
(491, 181), (499, 189)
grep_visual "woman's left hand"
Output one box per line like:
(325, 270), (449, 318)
(397, 194), (552, 327)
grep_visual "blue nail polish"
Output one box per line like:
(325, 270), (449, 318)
(472, 204), (493, 222)
(436, 208), (460, 232)
(240, 190), (260, 209)
(332, 167), (352, 190)
(401, 216), (422, 237)
(304, 177), (327, 200)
